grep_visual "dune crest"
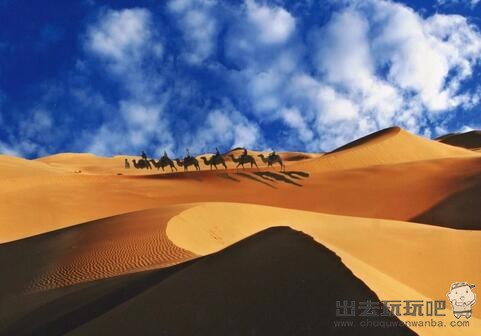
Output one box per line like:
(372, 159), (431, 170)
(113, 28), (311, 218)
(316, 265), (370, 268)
(0, 155), (63, 178)
(167, 203), (481, 329)
(293, 126), (479, 172)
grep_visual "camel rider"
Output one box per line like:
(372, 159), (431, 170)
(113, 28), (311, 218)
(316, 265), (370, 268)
(141, 151), (147, 161)
(215, 147), (221, 157)
(269, 150), (276, 159)
(163, 151), (168, 159)
(186, 149), (192, 159)
(242, 148), (248, 158)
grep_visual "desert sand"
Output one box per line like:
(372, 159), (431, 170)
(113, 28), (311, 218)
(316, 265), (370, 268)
(1, 126), (480, 335)
(437, 130), (481, 150)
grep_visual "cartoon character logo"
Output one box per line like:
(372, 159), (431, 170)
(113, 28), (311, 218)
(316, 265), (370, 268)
(447, 282), (476, 319)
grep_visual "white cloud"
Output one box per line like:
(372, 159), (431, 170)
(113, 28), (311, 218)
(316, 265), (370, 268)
(191, 107), (262, 153)
(167, 0), (218, 64)
(368, 1), (481, 112)
(245, 0), (296, 45)
(437, 0), (480, 8)
(84, 8), (174, 156)
(85, 8), (161, 72)
(280, 107), (314, 143)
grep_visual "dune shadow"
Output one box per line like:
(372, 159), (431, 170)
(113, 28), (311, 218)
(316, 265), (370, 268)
(253, 171), (303, 187)
(411, 176), (481, 229)
(217, 173), (241, 182)
(235, 172), (277, 189)
(1, 260), (198, 336)
(28, 227), (415, 336)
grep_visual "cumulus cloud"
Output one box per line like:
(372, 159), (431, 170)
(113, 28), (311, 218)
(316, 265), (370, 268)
(84, 8), (173, 156)
(86, 8), (162, 72)
(223, 0), (481, 150)
(245, 0), (296, 45)
(189, 105), (262, 153)
(4, 0), (481, 158)
(167, 0), (219, 64)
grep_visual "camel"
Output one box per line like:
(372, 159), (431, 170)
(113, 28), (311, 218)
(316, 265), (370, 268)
(132, 159), (152, 169)
(150, 156), (177, 172)
(258, 153), (285, 171)
(175, 157), (200, 171)
(229, 154), (258, 169)
(200, 154), (227, 170)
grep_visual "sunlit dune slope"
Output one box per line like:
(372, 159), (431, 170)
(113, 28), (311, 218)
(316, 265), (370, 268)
(1, 126), (480, 243)
(0, 155), (63, 178)
(36, 150), (321, 175)
(437, 130), (481, 150)
(1, 203), (479, 335)
(167, 202), (481, 334)
(36, 153), (153, 175)
(293, 126), (478, 172)
(0, 205), (196, 299)
(1, 156), (481, 243)
(61, 227), (413, 336)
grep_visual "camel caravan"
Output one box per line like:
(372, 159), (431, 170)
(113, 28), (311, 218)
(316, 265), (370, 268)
(124, 148), (285, 172)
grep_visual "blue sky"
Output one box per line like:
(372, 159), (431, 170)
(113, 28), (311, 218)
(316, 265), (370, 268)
(0, 0), (481, 158)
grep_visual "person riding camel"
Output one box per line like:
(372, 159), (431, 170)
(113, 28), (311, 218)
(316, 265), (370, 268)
(269, 150), (276, 159)
(141, 151), (147, 162)
(215, 147), (221, 157)
(162, 151), (168, 159)
(242, 147), (248, 158)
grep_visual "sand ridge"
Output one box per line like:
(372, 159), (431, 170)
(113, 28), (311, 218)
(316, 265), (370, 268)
(1, 126), (481, 336)
(293, 126), (479, 173)
(0, 205), (196, 297)
(167, 202), (481, 335)
(2, 154), (480, 243)
(437, 130), (481, 150)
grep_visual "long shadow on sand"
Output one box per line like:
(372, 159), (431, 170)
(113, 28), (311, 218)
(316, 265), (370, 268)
(254, 171), (304, 187)
(218, 172), (241, 182)
(235, 172), (277, 189)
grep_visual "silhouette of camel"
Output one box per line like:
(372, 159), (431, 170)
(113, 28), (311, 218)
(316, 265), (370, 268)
(132, 159), (152, 169)
(229, 154), (258, 169)
(258, 153), (285, 171)
(200, 154), (227, 170)
(150, 156), (177, 172)
(175, 157), (200, 171)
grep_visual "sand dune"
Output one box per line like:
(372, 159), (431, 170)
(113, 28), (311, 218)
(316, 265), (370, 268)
(0, 205), (195, 299)
(2, 228), (414, 336)
(437, 130), (481, 150)
(0, 155), (63, 178)
(294, 127), (478, 173)
(1, 126), (480, 335)
(167, 202), (481, 334)
(2, 154), (480, 243)
(35, 150), (320, 176)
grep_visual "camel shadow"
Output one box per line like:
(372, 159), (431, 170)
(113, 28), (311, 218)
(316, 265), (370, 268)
(132, 171), (204, 182)
(253, 171), (304, 187)
(281, 171), (310, 180)
(235, 172), (277, 189)
(218, 173), (241, 183)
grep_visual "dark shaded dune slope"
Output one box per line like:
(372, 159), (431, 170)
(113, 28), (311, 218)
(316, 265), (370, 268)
(412, 176), (481, 229)
(437, 130), (481, 149)
(50, 227), (415, 336)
